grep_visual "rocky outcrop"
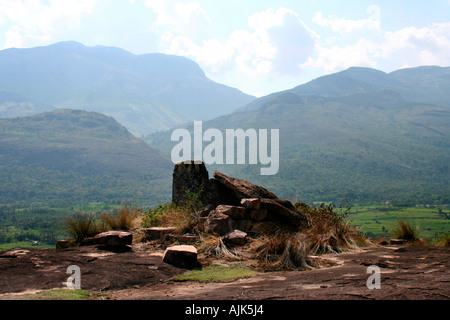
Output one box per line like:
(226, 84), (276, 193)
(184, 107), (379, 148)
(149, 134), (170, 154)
(171, 162), (306, 232)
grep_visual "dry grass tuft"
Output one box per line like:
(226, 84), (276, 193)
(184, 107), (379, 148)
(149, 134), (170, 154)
(65, 212), (101, 244)
(253, 203), (363, 270)
(101, 205), (140, 231)
(391, 219), (419, 242)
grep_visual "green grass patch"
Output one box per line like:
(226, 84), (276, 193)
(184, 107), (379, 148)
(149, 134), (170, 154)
(3, 289), (94, 300)
(174, 263), (258, 282)
(348, 205), (449, 240)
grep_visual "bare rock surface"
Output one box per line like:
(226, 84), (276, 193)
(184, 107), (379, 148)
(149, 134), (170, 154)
(106, 245), (450, 300)
(1, 245), (448, 300)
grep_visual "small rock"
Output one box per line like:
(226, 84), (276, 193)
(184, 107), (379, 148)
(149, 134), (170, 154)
(222, 230), (248, 246)
(163, 245), (198, 268)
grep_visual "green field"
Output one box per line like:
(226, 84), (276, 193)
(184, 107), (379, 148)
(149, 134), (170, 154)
(348, 205), (450, 240)
(1, 202), (449, 251)
(0, 202), (124, 251)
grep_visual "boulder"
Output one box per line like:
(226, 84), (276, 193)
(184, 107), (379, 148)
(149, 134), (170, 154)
(85, 231), (133, 246)
(240, 198), (261, 210)
(260, 198), (305, 226)
(172, 160), (210, 206)
(222, 230), (248, 246)
(215, 205), (247, 220)
(163, 245), (198, 268)
(213, 171), (278, 200)
(205, 178), (240, 206)
(204, 210), (233, 235)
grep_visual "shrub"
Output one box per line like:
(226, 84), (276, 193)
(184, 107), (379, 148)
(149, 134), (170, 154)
(65, 212), (100, 244)
(141, 191), (204, 234)
(391, 219), (419, 241)
(435, 233), (450, 246)
(254, 202), (362, 270)
(101, 204), (140, 231)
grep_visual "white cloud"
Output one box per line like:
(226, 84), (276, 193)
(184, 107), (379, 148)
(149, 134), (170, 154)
(0, 0), (99, 48)
(303, 38), (379, 73)
(313, 5), (381, 33)
(154, 6), (318, 78)
(382, 22), (450, 67)
(144, 0), (211, 40)
(304, 21), (450, 75)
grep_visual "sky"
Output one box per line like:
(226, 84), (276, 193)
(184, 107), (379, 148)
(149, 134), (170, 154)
(0, 0), (449, 97)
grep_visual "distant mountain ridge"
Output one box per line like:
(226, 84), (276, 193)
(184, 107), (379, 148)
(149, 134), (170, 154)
(148, 65), (450, 205)
(238, 66), (450, 112)
(0, 109), (173, 205)
(0, 41), (255, 135)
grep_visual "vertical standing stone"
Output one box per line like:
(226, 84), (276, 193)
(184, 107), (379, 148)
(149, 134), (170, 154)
(172, 160), (210, 206)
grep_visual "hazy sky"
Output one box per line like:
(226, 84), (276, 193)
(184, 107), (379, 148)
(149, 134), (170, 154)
(0, 0), (449, 97)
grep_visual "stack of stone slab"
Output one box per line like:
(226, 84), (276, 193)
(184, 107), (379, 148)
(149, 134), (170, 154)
(172, 161), (306, 237)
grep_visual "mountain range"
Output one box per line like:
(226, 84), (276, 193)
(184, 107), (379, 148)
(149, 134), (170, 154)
(148, 66), (450, 205)
(0, 41), (255, 136)
(0, 41), (448, 206)
(0, 109), (172, 205)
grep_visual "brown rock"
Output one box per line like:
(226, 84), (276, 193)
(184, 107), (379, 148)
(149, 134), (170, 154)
(204, 210), (233, 235)
(85, 231), (133, 246)
(142, 227), (178, 241)
(240, 198), (261, 210)
(215, 205), (247, 220)
(249, 208), (268, 222)
(231, 219), (253, 233)
(213, 171), (278, 200)
(260, 198), (305, 226)
(222, 230), (248, 246)
(163, 245), (198, 268)
(205, 178), (240, 206)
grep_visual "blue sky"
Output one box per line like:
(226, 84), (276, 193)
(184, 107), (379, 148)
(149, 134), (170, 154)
(0, 0), (449, 97)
